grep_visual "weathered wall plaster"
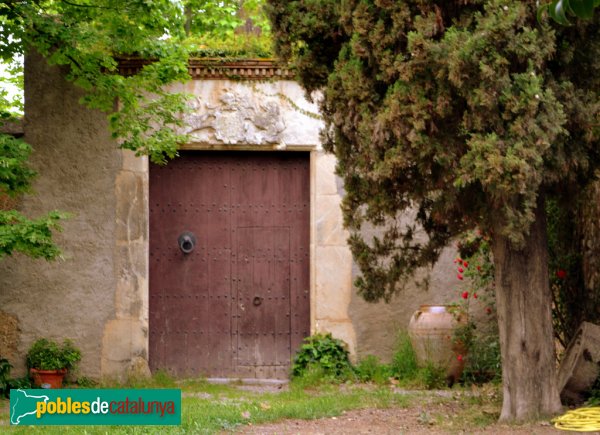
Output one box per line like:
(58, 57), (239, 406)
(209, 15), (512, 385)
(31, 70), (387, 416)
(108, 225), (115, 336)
(349, 247), (462, 362)
(100, 149), (149, 381)
(0, 52), (120, 377)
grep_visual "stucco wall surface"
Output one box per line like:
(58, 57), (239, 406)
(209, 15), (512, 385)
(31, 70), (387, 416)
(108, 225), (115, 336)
(0, 52), (120, 377)
(349, 247), (462, 362)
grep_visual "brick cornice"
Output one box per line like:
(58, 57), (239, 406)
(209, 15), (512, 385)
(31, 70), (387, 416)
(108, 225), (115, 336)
(117, 58), (294, 80)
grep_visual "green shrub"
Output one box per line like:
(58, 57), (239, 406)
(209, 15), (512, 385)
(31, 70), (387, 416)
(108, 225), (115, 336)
(418, 363), (447, 389)
(292, 333), (353, 381)
(460, 333), (501, 385)
(390, 333), (419, 381)
(26, 338), (81, 371)
(0, 357), (33, 396)
(8, 376), (31, 391)
(0, 358), (12, 397)
(354, 355), (391, 384)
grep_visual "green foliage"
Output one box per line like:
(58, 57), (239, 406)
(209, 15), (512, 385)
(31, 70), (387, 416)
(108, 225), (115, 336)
(292, 333), (353, 381)
(453, 231), (501, 385)
(184, 0), (242, 37)
(8, 376), (32, 391)
(0, 357), (12, 397)
(461, 334), (502, 385)
(188, 34), (274, 59)
(388, 332), (455, 390)
(418, 363), (448, 390)
(0, 131), (67, 259)
(539, 0), (600, 25)
(389, 333), (419, 381)
(0, 357), (32, 397)
(546, 197), (600, 348)
(0, 210), (66, 259)
(289, 363), (335, 389)
(265, 0), (344, 92)
(3, 1), (193, 163)
(185, 0), (273, 59)
(354, 355), (391, 385)
(0, 134), (34, 197)
(0, 61), (23, 117)
(26, 338), (81, 371)
(76, 376), (97, 388)
(0, 1), (273, 259)
(267, 0), (600, 304)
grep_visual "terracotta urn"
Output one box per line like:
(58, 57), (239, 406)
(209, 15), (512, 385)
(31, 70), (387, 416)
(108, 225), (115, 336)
(408, 304), (467, 386)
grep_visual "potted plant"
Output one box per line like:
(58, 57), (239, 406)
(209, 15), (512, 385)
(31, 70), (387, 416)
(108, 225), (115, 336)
(26, 338), (81, 388)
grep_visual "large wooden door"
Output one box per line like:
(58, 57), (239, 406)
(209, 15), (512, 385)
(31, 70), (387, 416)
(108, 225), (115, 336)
(149, 151), (310, 378)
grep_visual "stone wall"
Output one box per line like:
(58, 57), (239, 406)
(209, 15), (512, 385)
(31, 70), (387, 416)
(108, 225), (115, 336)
(1, 57), (463, 379)
(100, 149), (149, 380)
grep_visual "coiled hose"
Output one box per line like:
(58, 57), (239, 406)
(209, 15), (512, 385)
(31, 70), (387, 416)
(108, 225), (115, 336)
(553, 407), (600, 431)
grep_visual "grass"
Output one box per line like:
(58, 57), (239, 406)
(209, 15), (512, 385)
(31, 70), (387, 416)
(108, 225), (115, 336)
(0, 375), (411, 434)
(415, 385), (502, 431)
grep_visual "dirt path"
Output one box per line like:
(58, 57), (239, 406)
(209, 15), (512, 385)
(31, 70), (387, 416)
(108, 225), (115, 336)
(235, 404), (561, 434)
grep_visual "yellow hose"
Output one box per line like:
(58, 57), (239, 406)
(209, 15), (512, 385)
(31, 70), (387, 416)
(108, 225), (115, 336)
(553, 407), (600, 431)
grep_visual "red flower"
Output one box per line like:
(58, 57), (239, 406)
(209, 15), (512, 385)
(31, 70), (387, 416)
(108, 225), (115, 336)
(458, 267), (464, 273)
(473, 293), (478, 299)
(486, 307), (492, 315)
(457, 273), (464, 280)
(454, 257), (462, 264)
(463, 261), (469, 268)
(476, 265), (481, 272)
(461, 291), (469, 299)
(457, 354), (463, 362)
(556, 269), (567, 280)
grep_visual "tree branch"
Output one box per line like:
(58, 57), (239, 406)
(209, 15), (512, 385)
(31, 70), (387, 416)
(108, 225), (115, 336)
(60, 0), (113, 10)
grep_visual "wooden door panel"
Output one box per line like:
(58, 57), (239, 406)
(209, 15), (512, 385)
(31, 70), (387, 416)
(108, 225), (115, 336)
(150, 151), (309, 378)
(236, 227), (290, 367)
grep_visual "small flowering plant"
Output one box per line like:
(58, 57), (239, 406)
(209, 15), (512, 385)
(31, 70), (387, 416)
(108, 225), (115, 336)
(449, 229), (501, 384)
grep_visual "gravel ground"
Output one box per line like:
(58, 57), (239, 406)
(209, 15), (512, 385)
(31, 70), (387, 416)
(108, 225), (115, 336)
(234, 406), (561, 434)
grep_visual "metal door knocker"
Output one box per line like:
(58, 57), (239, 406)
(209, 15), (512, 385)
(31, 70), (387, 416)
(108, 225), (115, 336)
(178, 231), (197, 254)
(253, 296), (263, 306)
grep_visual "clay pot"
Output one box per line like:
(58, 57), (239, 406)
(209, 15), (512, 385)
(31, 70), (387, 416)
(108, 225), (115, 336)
(30, 368), (67, 389)
(408, 305), (467, 386)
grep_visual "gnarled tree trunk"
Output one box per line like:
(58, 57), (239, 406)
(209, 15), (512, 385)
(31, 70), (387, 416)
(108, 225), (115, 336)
(493, 199), (562, 421)
(580, 179), (600, 295)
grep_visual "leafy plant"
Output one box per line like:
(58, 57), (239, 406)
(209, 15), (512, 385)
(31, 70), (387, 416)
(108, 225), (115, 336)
(76, 376), (97, 388)
(460, 334), (502, 385)
(538, 0), (599, 25)
(292, 333), (353, 380)
(418, 363), (447, 390)
(453, 230), (502, 386)
(0, 358), (33, 397)
(0, 357), (12, 397)
(354, 355), (391, 385)
(8, 376), (31, 391)
(389, 332), (419, 381)
(26, 338), (81, 371)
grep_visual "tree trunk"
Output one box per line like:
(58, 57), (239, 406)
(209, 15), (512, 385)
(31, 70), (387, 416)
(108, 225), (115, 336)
(580, 179), (600, 294)
(492, 198), (563, 422)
